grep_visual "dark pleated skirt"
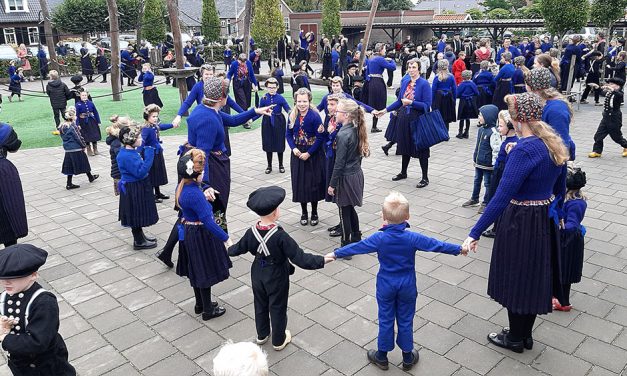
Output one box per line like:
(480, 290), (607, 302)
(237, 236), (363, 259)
(81, 59), (94, 75)
(261, 114), (287, 152)
(361, 80), (370, 107)
(143, 88), (163, 107)
(290, 146), (326, 203)
(148, 152), (168, 187)
(0, 159), (27, 243)
(223, 125), (232, 156)
(492, 81), (512, 111)
(384, 112), (397, 142)
(488, 203), (560, 315)
(458, 97), (479, 120)
(234, 78), (252, 110)
(367, 77), (387, 110)
(118, 177), (159, 227)
(477, 85), (493, 108)
(432, 90), (456, 123)
(559, 229), (584, 284)
(324, 154), (336, 202)
(61, 151), (91, 175)
(79, 118), (101, 143)
(393, 108), (430, 159)
(124, 66), (136, 79)
(179, 224), (232, 288)
(208, 152), (231, 209)
(9, 82), (20, 95)
(176, 240), (189, 277)
(336, 170), (364, 207)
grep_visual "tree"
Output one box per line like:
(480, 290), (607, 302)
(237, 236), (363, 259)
(251, 0), (285, 52)
(52, 0), (141, 33)
(142, 0), (166, 44)
(201, 0), (221, 42)
(517, 2), (542, 19)
(286, 0), (316, 11)
(540, 0), (589, 40)
(322, 0), (342, 36)
(486, 8), (512, 19)
(378, 0), (412, 10)
(479, 0), (511, 12)
(466, 7), (484, 19)
(442, 9), (457, 14)
(345, 0), (369, 10)
(590, 0), (627, 31)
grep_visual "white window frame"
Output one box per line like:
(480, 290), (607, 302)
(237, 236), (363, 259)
(221, 20), (226, 27)
(28, 27), (40, 45)
(3, 28), (17, 44)
(284, 17), (289, 31)
(4, 0), (28, 12)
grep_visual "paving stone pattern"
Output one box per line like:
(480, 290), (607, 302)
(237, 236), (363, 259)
(2, 78), (627, 375)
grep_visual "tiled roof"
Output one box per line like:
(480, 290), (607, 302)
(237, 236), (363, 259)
(178, 0), (245, 26)
(433, 14), (471, 21)
(0, 0), (41, 23)
(414, 0), (482, 13)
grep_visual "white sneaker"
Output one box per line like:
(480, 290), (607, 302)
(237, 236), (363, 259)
(273, 330), (291, 351)
(255, 335), (269, 345)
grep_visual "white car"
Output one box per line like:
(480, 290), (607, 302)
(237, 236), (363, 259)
(0, 44), (18, 60)
(563, 27), (597, 43)
(63, 41), (98, 56)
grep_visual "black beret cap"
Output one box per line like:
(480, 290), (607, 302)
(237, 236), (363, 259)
(247, 186), (286, 216)
(607, 77), (625, 87)
(0, 244), (48, 279)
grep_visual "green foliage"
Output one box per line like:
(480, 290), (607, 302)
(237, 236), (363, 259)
(52, 0), (141, 33)
(378, 0), (413, 10)
(486, 8), (512, 19)
(202, 0), (221, 42)
(590, 0), (627, 29)
(541, 0), (589, 38)
(286, 0), (316, 11)
(479, 0), (511, 12)
(517, 2), (543, 19)
(344, 0), (368, 10)
(142, 0), (167, 44)
(442, 9), (457, 14)
(322, 0), (342, 36)
(466, 8), (484, 19)
(251, 0), (285, 51)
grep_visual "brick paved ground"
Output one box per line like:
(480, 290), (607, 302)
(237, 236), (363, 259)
(1, 76), (626, 375)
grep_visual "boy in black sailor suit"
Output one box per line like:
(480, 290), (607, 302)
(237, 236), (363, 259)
(0, 244), (76, 375)
(228, 186), (331, 351)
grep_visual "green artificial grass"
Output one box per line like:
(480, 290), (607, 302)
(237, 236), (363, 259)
(1, 84), (393, 149)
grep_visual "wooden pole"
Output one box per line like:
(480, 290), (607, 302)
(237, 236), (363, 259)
(106, 0), (122, 101)
(358, 0), (379, 74)
(243, 0), (253, 57)
(38, 0), (58, 73)
(167, 0), (189, 105)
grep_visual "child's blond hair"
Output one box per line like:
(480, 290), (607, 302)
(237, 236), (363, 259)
(382, 191), (409, 224)
(498, 110), (511, 126)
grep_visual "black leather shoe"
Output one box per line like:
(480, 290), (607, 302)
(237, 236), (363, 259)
(402, 349), (420, 371)
(366, 349), (389, 370)
(381, 145), (390, 155)
(300, 214), (308, 226)
(265, 167), (272, 174)
(416, 179), (429, 188)
(134, 239), (157, 250)
(202, 306), (226, 320)
(327, 224), (340, 232)
(487, 331), (524, 353)
(155, 197), (163, 203)
(455, 133), (464, 139)
(194, 302), (219, 314)
(279, 166), (285, 173)
(66, 184), (80, 190)
(392, 173), (407, 181)
(329, 228), (342, 237)
(310, 214), (319, 226)
(371, 127), (382, 133)
(482, 229), (496, 238)
(88, 174), (99, 183)
(155, 250), (173, 268)
(502, 327), (533, 350)
(156, 193), (170, 200)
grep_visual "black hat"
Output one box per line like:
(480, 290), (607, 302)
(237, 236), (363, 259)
(177, 152), (202, 180)
(607, 77), (625, 87)
(70, 75), (84, 85)
(291, 65), (301, 72)
(0, 244), (48, 279)
(566, 167), (586, 190)
(246, 186), (286, 216)
(347, 63), (358, 70)
(353, 75), (364, 82)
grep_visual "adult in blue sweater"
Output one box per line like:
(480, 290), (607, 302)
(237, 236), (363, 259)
(559, 36), (582, 92)
(437, 34), (448, 53)
(492, 52), (514, 110)
(367, 44), (396, 133)
(120, 46), (137, 86)
(431, 60), (457, 129)
(495, 39), (521, 67)
(227, 54), (258, 112)
(473, 60), (495, 108)
(464, 92), (569, 354)
(116, 125), (158, 250)
(376, 58), (432, 188)
(327, 191), (466, 371)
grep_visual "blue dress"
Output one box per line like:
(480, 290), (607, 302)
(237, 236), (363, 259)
(117, 147), (158, 227)
(258, 93), (290, 153)
(140, 122), (173, 187)
(75, 100), (101, 143)
(431, 74), (457, 123)
(80, 48), (94, 75)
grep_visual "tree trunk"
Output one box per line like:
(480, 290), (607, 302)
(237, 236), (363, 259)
(358, 0), (379, 74)
(106, 0), (122, 101)
(136, 0), (145, 43)
(38, 0), (58, 73)
(167, 0), (189, 106)
(243, 0), (253, 57)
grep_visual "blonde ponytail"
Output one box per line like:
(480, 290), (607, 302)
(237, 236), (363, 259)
(527, 120), (570, 165)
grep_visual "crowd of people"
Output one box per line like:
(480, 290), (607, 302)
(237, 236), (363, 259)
(0, 27), (621, 374)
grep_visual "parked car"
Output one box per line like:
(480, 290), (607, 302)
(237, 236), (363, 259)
(63, 41), (98, 56)
(165, 32), (192, 48)
(0, 44), (18, 60)
(26, 46), (50, 58)
(563, 27), (597, 43)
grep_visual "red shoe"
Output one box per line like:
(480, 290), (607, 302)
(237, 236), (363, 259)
(552, 297), (572, 312)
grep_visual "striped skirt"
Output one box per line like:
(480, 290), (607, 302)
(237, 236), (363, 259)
(61, 151), (91, 175)
(180, 224), (232, 288)
(118, 177), (159, 228)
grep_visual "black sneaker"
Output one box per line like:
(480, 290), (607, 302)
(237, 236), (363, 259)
(462, 199), (480, 207)
(482, 229), (496, 238)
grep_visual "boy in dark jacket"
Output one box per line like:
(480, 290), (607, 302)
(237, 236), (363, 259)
(326, 191), (466, 371)
(462, 104), (501, 213)
(45, 70), (71, 134)
(588, 77), (627, 158)
(228, 186), (328, 351)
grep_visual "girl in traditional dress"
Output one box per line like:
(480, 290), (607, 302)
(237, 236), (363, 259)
(75, 91), (101, 156)
(59, 106), (99, 190)
(258, 78), (290, 174)
(431, 60), (457, 131)
(0, 123), (27, 248)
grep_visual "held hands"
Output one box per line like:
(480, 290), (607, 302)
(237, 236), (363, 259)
(293, 148), (302, 157)
(462, 237), (479, 255)
(204, 187), (219, 202)
(324, 252), (336, 264)
(172, 115), (182, 128)
(372, 109), (387, 118)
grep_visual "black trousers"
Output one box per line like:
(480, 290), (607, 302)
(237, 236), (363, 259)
(592, 114), (627, 153)
(252, 263), (289, 346)
(52, 106), (66, 127)
(339, 205), (359, 245)
(581, 85), (600, 103)
(507, 310), (536, 341)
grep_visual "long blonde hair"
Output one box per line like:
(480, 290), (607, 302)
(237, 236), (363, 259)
(437, 60), (451, 83)
(289, 88), (318, 126)
(505, 97), (569, 165)
(175, 149), (207, 208)
(338, 99), (370, 157)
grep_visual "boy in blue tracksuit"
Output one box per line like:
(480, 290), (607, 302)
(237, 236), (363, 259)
(326, 191), (466, 371)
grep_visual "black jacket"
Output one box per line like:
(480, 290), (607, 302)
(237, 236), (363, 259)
(106, 134), (122, 179)
(45, 79), (71, 108)
(329, 123), (362, 187)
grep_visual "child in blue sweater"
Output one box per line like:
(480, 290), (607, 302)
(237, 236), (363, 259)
(326, 191), (466, 371)
(456, 70), (479, 139)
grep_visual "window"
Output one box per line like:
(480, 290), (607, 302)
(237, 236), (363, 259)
(284, 17), (289, 31)
(5, 0), (28, 11)
(28, 27), (39, 45)
(221, 20), (226, 27)
(3, 28), (16, 44)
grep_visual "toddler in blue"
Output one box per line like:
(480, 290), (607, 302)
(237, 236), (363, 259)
(326, 191), (467, 371)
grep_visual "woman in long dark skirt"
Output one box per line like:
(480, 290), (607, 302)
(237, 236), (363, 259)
(328, 98), (369, 249)
(75, 91), (102, 156)
(492, 52), (515, 110)
(321, 38), (333, 79)
(258, 78), (290, 174)
(431, 60), (457, 131)
(80, 43), (94, 82)
(174, 149), (233, 320)
(376, 59), (432, 188)
(96, 48), (109, 83)
(0, 123), (27, 248)
(286, 88), (326, 226)
(227, 53), (259, 111)
(366, 44), (396, 133)
(464, 92), (569, 354)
